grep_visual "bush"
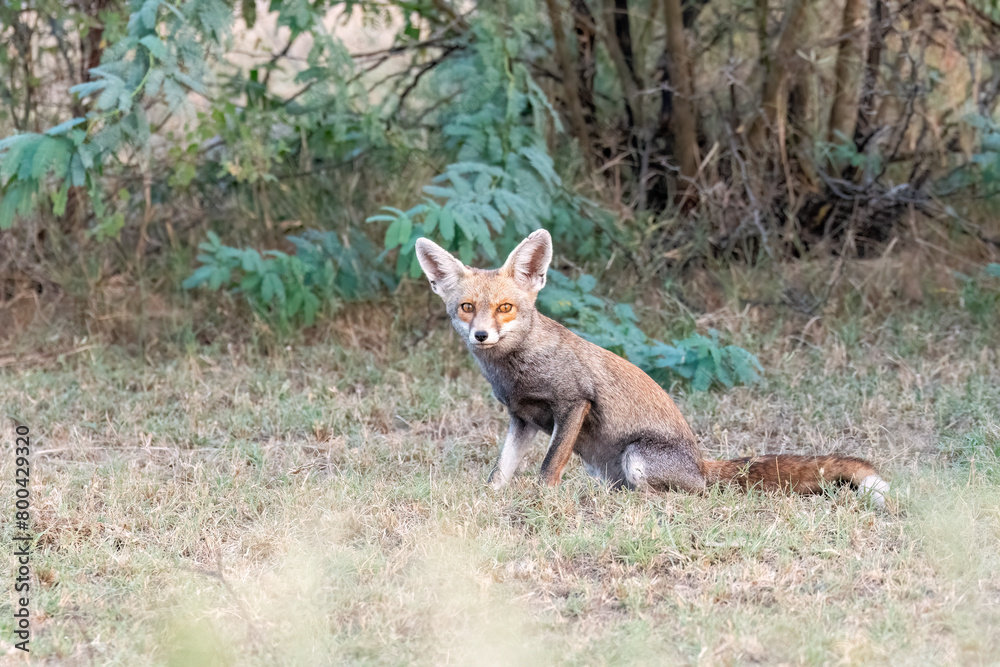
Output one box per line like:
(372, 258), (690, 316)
(538, 271), (762, 391)
(182, 229), (394, 328)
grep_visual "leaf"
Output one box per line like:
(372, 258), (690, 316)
(0, 132), (29, 153)
(95, 75), (126, 111)
(729, 348), (763, 384)
(445, 162), (505, 178)
(139, 35), (167, 59)
(458, 239), (474, 265)
(423, 184), (458, 200)
(613, 303), (637, 323)
(240, 273), (262, 293)
(69, 154), (87, 187)
(423, 205), (439, 235)
(651, 346), (684, 369)
(521, 146), (560, 187)
(91, 123), (124, 156)
(440, 207), (455, 242)
(77, 144), (97, 170)
(286, 288), (304, 318)
(183, 265), (216, 289)
(576, 274), (597, 292)
(452, 207), (475, 240)
(261, 273), (278, 302)
(0, 185), (25, 229)
(479, 203), (505, 233)
(714, 359), (734, 388)
(384, 216), (405, 249)
(396, 247), (410, 276)
(51, 181), (70, 216)
(163, 79), (189, 111)
(0, 134), (33, 173)
(135, 0), (160, 30)
(479, 235), (498, 260)
(474, 172), (492, 194)
(13, 135), (43, 181)
(409, 252), (423, 278)
(31, 138), (71, 180)
(45, 118), (87, 136)
(303, 292), (320, 326)
(68, 81), (108, 99)
(241, 249), (263, 273)
(693, 364), (714, 392)
(208, 266), (229, 291)
(397, 215), (413, 249)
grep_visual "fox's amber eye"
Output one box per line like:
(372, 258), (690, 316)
(497, 303), (513, 313)
(460, 303), (474, 313)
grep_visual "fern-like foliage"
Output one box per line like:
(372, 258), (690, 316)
(366, 12), (599, 276)
(182, 230), (395, 328)
(538, 271), (763, 391)
(0, 0), (230, 230)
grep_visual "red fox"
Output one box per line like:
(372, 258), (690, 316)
(415, 229), (889, 507)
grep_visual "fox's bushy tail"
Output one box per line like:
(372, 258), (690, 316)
(703, 454), (889, 507)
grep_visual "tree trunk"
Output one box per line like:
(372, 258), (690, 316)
(827, 0), (869, 155)
(787, 0), (821, 190)
(613, 0), (636, 82)
(748, 0), (809, 151)
(663, 0), (699, 183)
(82, 0), (112, 82)
(756, 0), (769, 91)
(656, 0), (709, 130)
(544, 0), (590, 153)
(854, 0), (885, 141)
(571, 0), (598, 130)
(600, 0), (644, 130)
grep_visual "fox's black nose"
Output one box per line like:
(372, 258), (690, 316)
(474, 331), (489, 342)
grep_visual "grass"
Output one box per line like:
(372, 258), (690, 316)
(1, 278), (1000, 665)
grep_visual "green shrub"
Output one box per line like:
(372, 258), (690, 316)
(538, 271), (762, 391)
(366, 14), (608, 279)
(0, 0), (226, 230)
(182, 229), (394, 328)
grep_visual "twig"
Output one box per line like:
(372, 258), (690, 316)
(351, 35), (455, 60)
(393, 45), (463, 117)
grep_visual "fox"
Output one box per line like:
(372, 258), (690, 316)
(414, 229), (889, 507)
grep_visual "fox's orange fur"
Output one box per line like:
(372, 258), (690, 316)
(415, 230), (889, 507)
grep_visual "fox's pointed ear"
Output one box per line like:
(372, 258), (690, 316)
(502, 229), (552, 292)
(415, 238), (467, 296)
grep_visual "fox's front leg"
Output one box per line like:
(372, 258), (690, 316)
(539, 402), (591, 486)
(488, 416), (540, 489)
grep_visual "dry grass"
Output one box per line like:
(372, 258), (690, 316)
(1, 272), (1000, 665)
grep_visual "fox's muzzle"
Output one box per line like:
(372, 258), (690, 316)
(465, 317), (500, 346)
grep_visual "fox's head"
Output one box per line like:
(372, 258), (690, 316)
(415, 229), (553, 353)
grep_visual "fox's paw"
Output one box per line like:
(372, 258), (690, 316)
(487, 470), (509, 490)
(540, 472), (562, 487)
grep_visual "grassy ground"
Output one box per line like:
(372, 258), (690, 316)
(2, 272), (1000, 665)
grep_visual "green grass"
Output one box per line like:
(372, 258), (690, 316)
(2, 292), (999, 665)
